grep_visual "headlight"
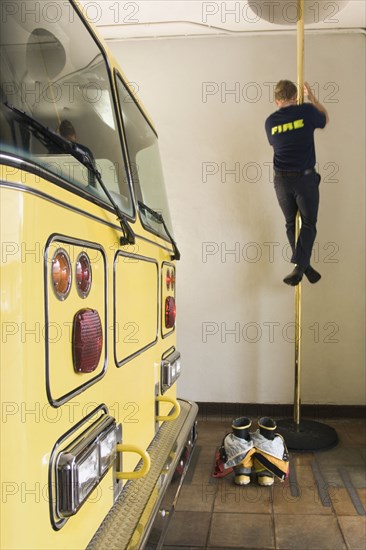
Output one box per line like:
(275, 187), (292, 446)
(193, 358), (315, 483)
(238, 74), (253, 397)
(56, 416), (118, 517)
(78, 447), (99, 502)
(100, 428), (117, 474)
(161, 351), (181, 394)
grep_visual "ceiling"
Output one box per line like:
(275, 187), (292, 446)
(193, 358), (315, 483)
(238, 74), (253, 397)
(78, 0), (366, 41)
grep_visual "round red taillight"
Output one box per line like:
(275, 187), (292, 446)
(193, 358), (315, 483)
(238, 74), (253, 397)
(51, 249), (72, 300)
(73, 309), (103, 373)
(165, 296), (176, 329)
(76, 252), (92, 298)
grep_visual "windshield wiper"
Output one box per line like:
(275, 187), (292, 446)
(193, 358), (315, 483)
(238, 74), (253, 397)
(4, 102), (135, 246)
(138, 201), (180, 261)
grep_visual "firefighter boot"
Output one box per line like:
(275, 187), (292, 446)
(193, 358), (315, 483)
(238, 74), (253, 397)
(254, 459), (275, 486)
(233, 464), (252, 486)
(225, 417), (254, 486)
(252, 417), (289, 485)
(253, 417), (278, 487)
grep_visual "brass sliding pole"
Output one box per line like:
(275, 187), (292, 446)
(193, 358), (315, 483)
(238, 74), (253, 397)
(294, 218), (302, 428)
(297, 0), (305, 105)
(294, 0), (305, 429)
(277, 0), (338, 451)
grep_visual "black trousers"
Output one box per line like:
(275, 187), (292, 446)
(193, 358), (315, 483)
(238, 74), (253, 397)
(274, 170), (321, 269)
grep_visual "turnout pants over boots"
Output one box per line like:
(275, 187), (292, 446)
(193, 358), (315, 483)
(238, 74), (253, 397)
(274, 170), (321, 269)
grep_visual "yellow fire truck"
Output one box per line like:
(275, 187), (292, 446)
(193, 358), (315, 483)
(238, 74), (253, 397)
(0, 1), (197, 548)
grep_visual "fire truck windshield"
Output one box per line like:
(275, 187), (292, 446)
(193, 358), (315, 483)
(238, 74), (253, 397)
(115, 76), (174, 240)
(0, 1), (133, 217)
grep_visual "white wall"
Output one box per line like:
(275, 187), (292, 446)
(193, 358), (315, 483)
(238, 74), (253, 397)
(109, 31), (365, 405)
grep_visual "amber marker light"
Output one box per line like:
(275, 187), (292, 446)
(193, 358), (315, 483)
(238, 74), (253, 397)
(165, 296), (176, 329)
(51, 249), (72, 300)
(76, 252), (92, 298)
(170, 270), (175, 291)
(166, 268), (171, 291)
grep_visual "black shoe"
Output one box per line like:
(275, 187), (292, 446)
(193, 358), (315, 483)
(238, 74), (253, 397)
(283, 265), (304, 286)
(304, 265), (321, 284)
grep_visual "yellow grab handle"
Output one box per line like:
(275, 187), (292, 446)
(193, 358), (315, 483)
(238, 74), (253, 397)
(156, 395), (181, 422)
(115, 444), (151, 480)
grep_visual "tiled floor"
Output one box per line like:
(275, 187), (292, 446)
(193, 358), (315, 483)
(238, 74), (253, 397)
(162, 416), (366, 549)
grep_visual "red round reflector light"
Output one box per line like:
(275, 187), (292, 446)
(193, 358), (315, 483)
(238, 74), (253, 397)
(73, 309), (103, 373)
(51, 249), (72, 300)
(165, 296), (176, 329)
(76, 252), (92, 298)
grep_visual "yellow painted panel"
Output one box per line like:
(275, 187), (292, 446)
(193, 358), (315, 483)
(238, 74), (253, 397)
(114, 253), (158, 364)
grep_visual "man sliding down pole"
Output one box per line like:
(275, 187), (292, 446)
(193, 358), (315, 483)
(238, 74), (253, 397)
(265, 80), (329, 286)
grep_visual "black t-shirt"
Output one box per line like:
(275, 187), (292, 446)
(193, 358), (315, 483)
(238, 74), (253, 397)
(265, 103), (326, 171)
